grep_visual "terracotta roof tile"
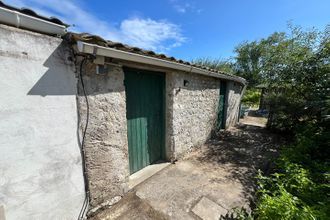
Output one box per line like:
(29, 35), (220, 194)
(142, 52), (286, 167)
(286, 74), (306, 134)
(65, 32), (241, 79)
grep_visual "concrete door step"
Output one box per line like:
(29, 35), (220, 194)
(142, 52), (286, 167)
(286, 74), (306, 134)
(129, 162), (171, 189)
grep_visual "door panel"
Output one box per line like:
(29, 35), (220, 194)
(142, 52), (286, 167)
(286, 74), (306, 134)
(124, 67), (165, 174)
(217, 81), (227, 130)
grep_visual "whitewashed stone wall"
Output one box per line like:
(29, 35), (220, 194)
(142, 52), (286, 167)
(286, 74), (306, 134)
(167, 71), (221, 157)
(226, 81), (243, 128)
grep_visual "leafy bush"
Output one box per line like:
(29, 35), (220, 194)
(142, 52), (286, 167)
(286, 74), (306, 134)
(262, 25), (330, 132)
(195, 25), (330, 219)
(226, 122), (329, 220)
(242, 89), (261, 107)
(222, 207), (254, 220)
(254, 123), (330, 220)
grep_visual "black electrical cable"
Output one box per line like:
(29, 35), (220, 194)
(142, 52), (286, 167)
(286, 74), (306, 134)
(77, 57), (90, 220)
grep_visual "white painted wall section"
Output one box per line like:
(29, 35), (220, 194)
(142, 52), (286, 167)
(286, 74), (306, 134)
(0, 24), (85, 220)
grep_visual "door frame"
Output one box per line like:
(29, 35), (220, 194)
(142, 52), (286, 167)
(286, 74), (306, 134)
(123, 66), (166, 174)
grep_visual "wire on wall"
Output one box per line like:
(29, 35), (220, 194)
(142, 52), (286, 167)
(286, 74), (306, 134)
(77, 57), (90, 220)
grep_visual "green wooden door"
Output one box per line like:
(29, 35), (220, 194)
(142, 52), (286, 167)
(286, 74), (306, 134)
(124, 67), (165, 174)
(217, 81), (227, 130)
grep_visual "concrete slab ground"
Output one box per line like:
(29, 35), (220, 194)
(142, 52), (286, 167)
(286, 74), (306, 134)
(135, 159), (249, 219)
(192, 197), (227, 220)
(89, 191), (168, 220)
(90, 120), (283, 220)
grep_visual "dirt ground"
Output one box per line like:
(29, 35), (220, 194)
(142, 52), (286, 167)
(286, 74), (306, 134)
(90, 116), (284, 220)
(240, 115), (268, 127)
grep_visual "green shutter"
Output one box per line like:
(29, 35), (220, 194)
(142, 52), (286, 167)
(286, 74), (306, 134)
(217, 81), (227, 130)
(124, 67), (165, 174)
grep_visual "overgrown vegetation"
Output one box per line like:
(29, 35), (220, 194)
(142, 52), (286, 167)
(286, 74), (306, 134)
(192, 57), (235, 74)
(241, 89), (261, 107)
(254, 121), (330, 219)
(193, 24), (330, 219)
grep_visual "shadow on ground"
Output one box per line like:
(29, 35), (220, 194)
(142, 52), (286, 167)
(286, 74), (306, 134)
(89, 191), (168, 220)
(88, 117), (286, 220)
(195, 122), (285, 205)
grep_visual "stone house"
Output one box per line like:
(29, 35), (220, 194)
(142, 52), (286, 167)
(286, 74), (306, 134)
(0, 2), (246, 219)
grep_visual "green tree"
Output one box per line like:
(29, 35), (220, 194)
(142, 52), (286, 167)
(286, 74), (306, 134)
(248, 25), (329, 220)
(234, 41), (263, 86)
(191, 57), (235, 74)
(261, 25), (330, 130)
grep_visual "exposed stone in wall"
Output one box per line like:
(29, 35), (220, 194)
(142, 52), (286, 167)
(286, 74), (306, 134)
(76, 60), (243, 210)
(165, 72), (175, 160)
(168, 71), (220, 157)
(226, 81), (243, 128)
(77, 62), (129, 209)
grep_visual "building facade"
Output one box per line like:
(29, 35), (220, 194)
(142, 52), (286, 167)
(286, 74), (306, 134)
(0, 3), (246, 219)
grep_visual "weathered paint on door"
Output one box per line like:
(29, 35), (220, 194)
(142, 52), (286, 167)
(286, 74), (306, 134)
(124, 67), (165, 174)
(217, 81), (227, 130)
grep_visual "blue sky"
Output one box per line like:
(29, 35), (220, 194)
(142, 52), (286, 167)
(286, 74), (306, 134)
(5, 0), (330, 61)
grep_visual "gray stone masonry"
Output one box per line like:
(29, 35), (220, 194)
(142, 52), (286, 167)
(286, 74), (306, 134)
(77, 62), (129, 209)
(226, 81), (243, 128)
(77, 61), (243, 211)
(167, 71), (221, 157)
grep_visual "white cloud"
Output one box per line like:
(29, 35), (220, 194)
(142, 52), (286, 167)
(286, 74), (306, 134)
(170, 0), (202, 14)
(4, 0), (186, 52)
(113, 18), (186, 52)
(174, 4), (187, 13)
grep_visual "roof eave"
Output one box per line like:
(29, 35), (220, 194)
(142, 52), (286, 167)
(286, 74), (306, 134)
(77, 41), (247, 85)
(0, 6), (67, 36)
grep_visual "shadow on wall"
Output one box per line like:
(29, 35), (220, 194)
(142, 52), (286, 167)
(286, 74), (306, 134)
(27, 41), (76, 96)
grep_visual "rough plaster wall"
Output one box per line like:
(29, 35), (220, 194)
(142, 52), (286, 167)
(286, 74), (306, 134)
(226, 81), (243, 128)
(165, 72), (175, 160)
(168, 71), (220, 157)
(77, 63), (129, 209)
(0, 25), (84, 220)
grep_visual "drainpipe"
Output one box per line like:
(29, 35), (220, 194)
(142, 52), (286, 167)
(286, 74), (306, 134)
(0, 6), (67, 35)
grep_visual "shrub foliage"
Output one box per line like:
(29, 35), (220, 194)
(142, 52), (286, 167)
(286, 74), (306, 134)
(240, 25), (330, 220)
(196, 24), (329, 220)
